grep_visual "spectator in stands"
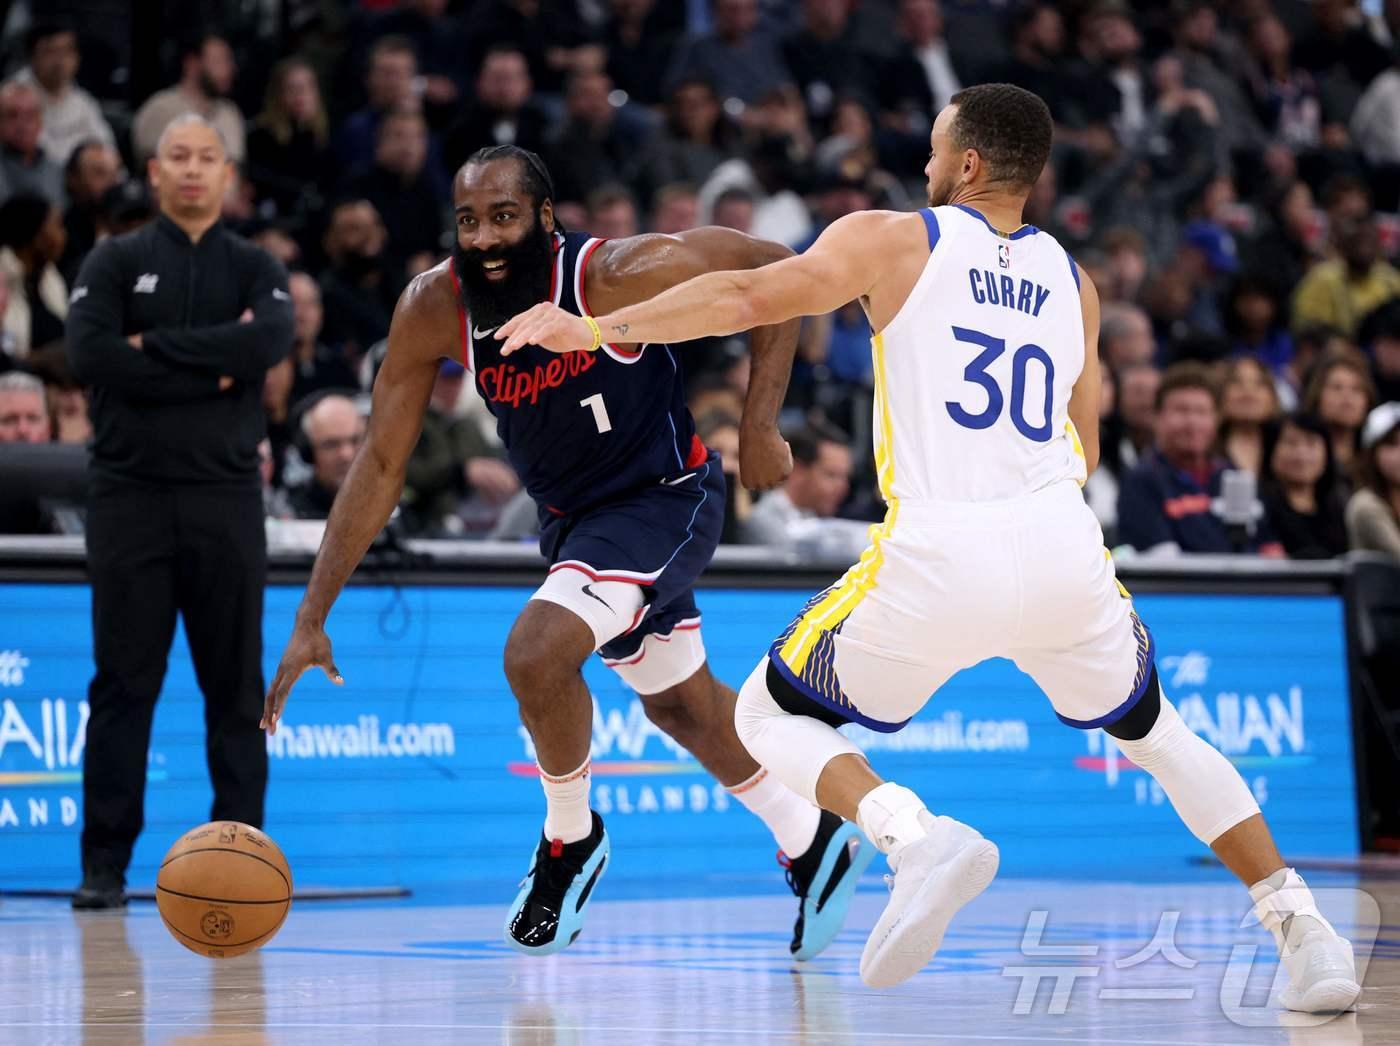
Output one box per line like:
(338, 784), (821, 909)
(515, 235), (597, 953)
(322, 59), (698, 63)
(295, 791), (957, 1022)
(345, 109), (445, 277)
(9, 21), (116, 166)
(59, 142), (122, 284)
(604, 0), (682, 107)
(1293, 0), (1391, 103)
(695, 408), (752, 543)
(0, 370), (51, 443)
(1117, 362), (1282, 555)
(880, 0), (963, 127)
(1241, 13), (1321, 153)
(992, 4), (1068, 124)
(1303, 346), (1377, 478)
(246, 57), (333, 223)
(1365, 302), (1400, 404)
(669, 0), (791, 106)
(1096, 226), (1150, 304)
(462, 0), (595, 95)
(1292, 216), (1400, 338)
(1170, 1), (1269, 158)
(444, 47), (549, 177)
(288, 394), (365, 520)
(635, 78), (738, 207)
(337, 36), (420, 175)
(781, 0), (875, 133)
(0, 194), (67, 363)
(318, 198), (396, 361)
(1347, 401), (1400, 556)
(1099, 302), (1155, 371)
(1066, 3), (1149, 157)
(402, 359), (519, 536)
(1243, 179), (1323, 300)
(368, 0), (472, 118)
(545, 69), (646, 205)
(1106, 362), (1160, 471)
(0, 80), (63, 204)
(1260, 412), (1350, 559)
(1218, 355), (1283, 475)
(94, 179), (153, 241)
(711, 186), (755, 232)
(1351, 50), (1400, 169)
(742, 422), (869, 559)
(587, 184), (640, 239)
(286, 271), (358, 405)
(1227, 276), (1294, 381)
(131, 33), (244, 165)
(47, 381), (90, 445)
(651, 182), (700, 235)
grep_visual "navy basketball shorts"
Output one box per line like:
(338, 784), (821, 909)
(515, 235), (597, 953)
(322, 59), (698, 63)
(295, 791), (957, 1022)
(531, 453), (725, 694)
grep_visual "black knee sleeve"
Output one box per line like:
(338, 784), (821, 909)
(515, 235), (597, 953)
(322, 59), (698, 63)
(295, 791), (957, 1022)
(766, 660), (854, 728)
(1103, 664), (1161, 742)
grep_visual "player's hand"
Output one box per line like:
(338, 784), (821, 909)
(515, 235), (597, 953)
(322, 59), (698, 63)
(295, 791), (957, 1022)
(496, 303), (596, 356)
(261, 622), (342, 735)
(739, 424), (792, 492)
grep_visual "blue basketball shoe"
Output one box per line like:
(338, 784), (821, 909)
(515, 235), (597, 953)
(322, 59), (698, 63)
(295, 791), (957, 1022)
(782, 811), (876, 960)
(503, 812), (610, 955)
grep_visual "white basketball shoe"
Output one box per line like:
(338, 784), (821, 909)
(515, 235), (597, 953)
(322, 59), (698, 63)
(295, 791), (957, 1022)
(859, 813), (999, 989)
(1251, 868), (1361, 1013)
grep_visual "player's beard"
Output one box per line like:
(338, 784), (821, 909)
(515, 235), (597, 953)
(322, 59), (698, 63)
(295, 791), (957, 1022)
(451, 214), (555, 330)
(926, 169), (958, 208)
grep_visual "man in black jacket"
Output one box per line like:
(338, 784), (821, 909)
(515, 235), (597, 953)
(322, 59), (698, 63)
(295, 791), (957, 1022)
(65, 113), (293, 909)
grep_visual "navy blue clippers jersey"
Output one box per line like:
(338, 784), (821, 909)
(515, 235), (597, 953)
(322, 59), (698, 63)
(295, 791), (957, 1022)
(450, 231), (704, 513)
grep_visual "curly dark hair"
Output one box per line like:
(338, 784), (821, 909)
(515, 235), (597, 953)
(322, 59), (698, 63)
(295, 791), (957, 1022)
(461, 145), (556, 211)
(947, 83), (1053, 190)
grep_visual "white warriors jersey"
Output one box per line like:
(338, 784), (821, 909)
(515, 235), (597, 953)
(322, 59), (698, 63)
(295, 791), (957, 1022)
(870, 204), (1087, 505)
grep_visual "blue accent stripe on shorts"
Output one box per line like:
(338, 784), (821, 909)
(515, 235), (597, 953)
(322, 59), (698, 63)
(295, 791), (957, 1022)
(1055, 619), (1157, 730)
(767, 648), (912, 734)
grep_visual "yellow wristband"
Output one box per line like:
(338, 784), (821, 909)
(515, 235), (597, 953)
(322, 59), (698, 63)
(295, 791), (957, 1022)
(583, 315), (603, 351)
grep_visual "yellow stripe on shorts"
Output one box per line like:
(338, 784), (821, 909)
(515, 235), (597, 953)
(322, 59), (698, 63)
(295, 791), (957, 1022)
(777, 332), (901, 676)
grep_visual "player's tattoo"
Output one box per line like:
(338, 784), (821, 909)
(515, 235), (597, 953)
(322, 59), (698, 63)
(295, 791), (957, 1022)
(611, 323), (630, 336)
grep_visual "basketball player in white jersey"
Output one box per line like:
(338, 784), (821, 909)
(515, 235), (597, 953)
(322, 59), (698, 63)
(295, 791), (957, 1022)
(495, 85), (1361, 1011)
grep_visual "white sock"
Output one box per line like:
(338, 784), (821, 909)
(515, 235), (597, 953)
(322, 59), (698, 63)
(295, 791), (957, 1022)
(540, 759), (593, 844)
(1248, 867), (1334, 952)
(856, 782), (930, 858)
(727, 768), (822, 858)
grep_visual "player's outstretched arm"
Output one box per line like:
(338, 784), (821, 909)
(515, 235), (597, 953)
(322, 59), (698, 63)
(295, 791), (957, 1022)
(1066, 265), (1102, 476)
(496, 211), (895, 355)
(590, 226), (804, 490)
(261, 269), (450, 734)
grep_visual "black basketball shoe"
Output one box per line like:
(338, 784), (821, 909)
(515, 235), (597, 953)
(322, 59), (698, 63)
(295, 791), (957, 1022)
(503, 811), (610, 955)
(781, 810), (875, 960)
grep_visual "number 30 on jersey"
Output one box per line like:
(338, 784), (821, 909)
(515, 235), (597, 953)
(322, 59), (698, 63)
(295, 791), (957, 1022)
(945, 325), (1055, 442)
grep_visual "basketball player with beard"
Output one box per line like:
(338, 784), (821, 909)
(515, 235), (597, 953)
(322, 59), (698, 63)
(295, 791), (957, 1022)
(495, 86), (1363, 1009)
(261, 146), (874, 957)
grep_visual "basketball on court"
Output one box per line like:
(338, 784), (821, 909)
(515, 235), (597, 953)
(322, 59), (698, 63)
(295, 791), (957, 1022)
(155, 821), (293, 959)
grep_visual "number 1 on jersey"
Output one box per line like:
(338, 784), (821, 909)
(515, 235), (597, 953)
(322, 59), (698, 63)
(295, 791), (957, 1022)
(580, 393), (613, 434)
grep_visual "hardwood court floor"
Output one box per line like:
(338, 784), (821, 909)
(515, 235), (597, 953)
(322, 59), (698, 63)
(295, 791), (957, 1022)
(2, 873), (1397, 1044)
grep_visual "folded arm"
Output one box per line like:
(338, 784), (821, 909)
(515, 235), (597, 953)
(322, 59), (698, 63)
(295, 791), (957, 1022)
(65, 248), (224, 403)
(143, 253), (295, 381)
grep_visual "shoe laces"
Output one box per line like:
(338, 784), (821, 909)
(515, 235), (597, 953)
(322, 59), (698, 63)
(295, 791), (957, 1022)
(883, 873), (896, 893)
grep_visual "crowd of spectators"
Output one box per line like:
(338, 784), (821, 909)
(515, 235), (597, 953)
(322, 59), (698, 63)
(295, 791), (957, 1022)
(1, 0), (1399, 561)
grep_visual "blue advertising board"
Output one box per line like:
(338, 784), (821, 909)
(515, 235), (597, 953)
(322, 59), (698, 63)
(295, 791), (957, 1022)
(0, 582), (1357, 895)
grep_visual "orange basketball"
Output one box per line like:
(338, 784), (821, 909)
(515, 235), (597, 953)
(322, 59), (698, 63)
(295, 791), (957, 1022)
(156, 821), (293, 958)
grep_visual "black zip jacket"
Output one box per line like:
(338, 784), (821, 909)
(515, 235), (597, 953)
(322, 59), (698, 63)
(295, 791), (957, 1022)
(66, 214), (294, 486)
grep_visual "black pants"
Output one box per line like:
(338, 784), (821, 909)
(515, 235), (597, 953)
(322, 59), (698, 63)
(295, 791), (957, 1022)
(81, 481), (268, 877)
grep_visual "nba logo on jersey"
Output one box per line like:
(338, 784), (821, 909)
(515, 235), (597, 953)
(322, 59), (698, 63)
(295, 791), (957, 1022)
(998, 243), (1011, 269)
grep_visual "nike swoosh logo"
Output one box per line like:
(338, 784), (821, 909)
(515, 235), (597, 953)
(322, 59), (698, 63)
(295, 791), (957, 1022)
(473, 324), (497, 340)
(663, 473), (696, 486)
(580, 584), (612, 612)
